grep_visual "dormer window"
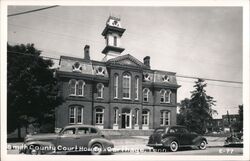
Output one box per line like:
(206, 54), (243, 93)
(162, 75), (170, 82)
(143, 73), (151, 81)
(96, 66), (105, 76)
(72, 62), (82, 72)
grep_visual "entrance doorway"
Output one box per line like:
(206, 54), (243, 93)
(121, 108), (131, 129)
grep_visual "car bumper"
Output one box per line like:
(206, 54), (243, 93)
(147, 143), (163, 147)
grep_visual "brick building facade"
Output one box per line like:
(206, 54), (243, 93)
(55, 16), (181, 131)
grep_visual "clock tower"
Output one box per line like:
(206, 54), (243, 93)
(101, 16), (126, 61)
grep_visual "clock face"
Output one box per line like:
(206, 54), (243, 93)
(110, 20), (120, 27)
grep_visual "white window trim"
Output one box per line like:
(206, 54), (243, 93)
(96, 108), (104, 125)
(69, 79), (76, 96)
(114, 108), (118, 125)
(97, 83), (104, 99)
(69, 107), (76, 124)
(122, 74), (131, 99)
(135, 77), (139, 100)
(160, 89), (171, 103)
(142, 110), (149, 125)
(69, 107), (84, 124)
(160, 111), (170, 126)
(165, 90), (171, 103)
(143, 88), (149, 102)
(77, 80), (85, 97)
(69, 80), (85, 96)
(76, 107), (84, 124)
(114, 75), (118, 99)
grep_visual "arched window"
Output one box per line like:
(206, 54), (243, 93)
(69, 106), (84, 124)
(165, 90), (171, 103)
(160, 111), (170, 126)
(113, 108), (118, 125)
(160, 89), (165, 103)
(123, 73), (131, 99)
(160, 89), (171, 103)
(69, 79), (76, 95)
(114, 74), (119, 98)
(135, 77), (139, 100)
(96, 108), (104, 124)
(97, 83), (104, 98)
(76, 80), (85, 96)
(143, 88), (150, 102)
(142, 110), (149, 125)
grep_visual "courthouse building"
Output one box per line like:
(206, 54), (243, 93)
(55, 16), (181, 130)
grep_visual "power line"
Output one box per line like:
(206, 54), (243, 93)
(7, 50), (243, 85)
(178, 79), (242, 88)
(176, 74), (242, 84)
(8, 6), (59, 17)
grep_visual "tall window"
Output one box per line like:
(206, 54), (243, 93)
(114, 36), (117, 46)
(69, 79), (85, 96)
(135, 77), (139, 100)
(114, 108), (118, 124)
(165, 90), (171, 103)
(143, 88), (150, 102)
(160, 111), (170, 126)
(96, 108), (104, 124)
(97, 83), (104, 98)
(160, 89), (171, 103)
(69, 79), (76, 95)
(69, 106), (83, 124)
(142, 110), (149, 125)
(77, 80), (85, 96)
(114, 74), (118, 98)
(123, 73), (131, 99)
(135, 109), (139, 125)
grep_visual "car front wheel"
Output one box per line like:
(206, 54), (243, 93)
(198, 140), (207, 150)
(90, 143), (103, 155)
(169, 141), (178, 152)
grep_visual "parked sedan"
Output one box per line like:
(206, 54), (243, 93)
(147, 125), (208, 152)
(20, 125), (114, 155)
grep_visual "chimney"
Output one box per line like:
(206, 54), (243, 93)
(143, 56), (150, 67)
(84, 45), (90, 60)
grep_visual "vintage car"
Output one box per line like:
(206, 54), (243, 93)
(20, 125), (114, 155)
(224, 132), (243, 147)
(147, 125), (208, 152)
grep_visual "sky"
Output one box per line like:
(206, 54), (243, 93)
(7, 6), (243, 118)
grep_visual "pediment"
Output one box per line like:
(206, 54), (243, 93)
(115, 59), (139, 66)
(107, 54), (148, 68)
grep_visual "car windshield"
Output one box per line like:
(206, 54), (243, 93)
(154, 127), (169, 133)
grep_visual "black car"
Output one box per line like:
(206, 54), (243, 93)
(19, 125), (114, 155)
(224, 132), (243, 147)
(147, 125), (208, 152)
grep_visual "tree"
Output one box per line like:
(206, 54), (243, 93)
(238, 105), (243, 132)
(177, 98), (191, 126)
(7, 43), (62, 138)
(188, 79), (217, 134)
